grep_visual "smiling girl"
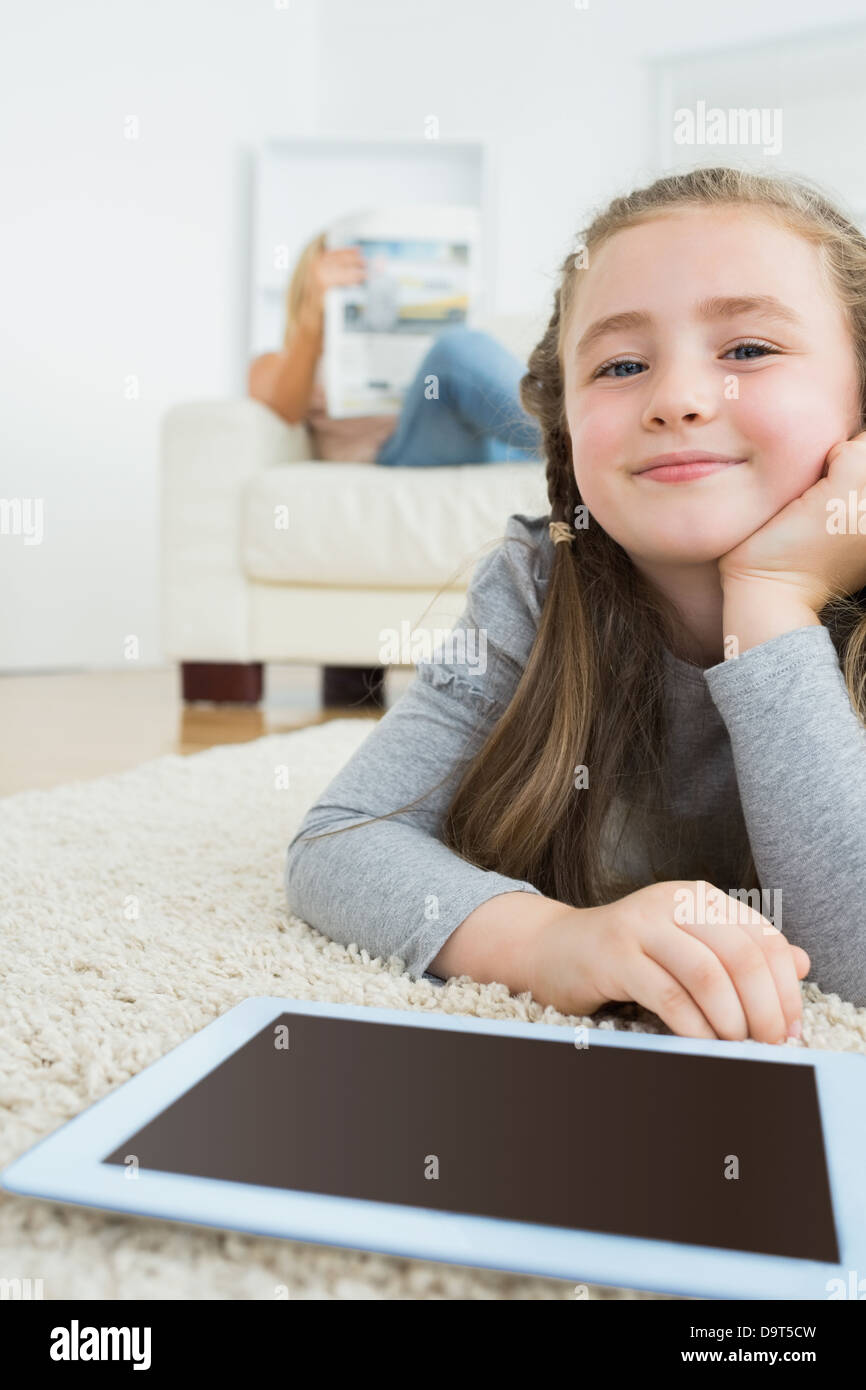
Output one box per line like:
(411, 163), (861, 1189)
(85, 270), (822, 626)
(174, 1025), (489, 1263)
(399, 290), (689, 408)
(285, 165), (866, 1043)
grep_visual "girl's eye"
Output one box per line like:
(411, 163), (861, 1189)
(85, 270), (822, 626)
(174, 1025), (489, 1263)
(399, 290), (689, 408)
(591, 357), (645, 380)
(591, 338), (781, 380)
(723, 338), (780, 361)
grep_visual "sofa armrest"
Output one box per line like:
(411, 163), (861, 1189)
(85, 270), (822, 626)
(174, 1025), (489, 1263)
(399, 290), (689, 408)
(160, 399), (313, 662)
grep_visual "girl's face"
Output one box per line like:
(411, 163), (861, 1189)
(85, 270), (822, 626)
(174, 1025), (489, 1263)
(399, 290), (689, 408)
(561, 207), (862, 567)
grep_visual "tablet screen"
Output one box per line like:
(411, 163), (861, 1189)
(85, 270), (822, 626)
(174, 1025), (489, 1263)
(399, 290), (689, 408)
(102, 1011), (839, 1262)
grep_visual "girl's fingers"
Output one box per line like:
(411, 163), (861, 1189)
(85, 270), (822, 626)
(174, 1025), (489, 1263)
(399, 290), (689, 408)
(673, 886), (803, 1040)
(668, 909), (794, 1044)
(728, 911), (804, 1038)
(640, 928), (751, 1040)
(620, 950), (721, 1040)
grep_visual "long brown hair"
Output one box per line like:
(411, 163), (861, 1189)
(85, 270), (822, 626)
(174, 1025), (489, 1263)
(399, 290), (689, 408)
(295, 166), (866, 911)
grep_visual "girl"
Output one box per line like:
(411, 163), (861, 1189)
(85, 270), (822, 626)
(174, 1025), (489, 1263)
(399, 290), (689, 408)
(248, 231), (543, 709)
(285, 165), (866, 1044)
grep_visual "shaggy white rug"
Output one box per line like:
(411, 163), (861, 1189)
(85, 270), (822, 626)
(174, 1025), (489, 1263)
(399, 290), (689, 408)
(2, 717), (865, 1302)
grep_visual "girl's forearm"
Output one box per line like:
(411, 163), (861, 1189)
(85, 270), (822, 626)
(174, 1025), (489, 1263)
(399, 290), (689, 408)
(248, 313), (324, 424)
(721, 576), (821, 657)
(428, 890), (568, 993)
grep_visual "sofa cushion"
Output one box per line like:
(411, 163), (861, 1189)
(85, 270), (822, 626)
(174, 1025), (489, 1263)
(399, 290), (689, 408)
(240, 461), (550, 587)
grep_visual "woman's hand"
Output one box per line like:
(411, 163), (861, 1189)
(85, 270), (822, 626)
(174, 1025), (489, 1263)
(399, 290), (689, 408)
(529, 880), (809, 1044)
(297, 246), (367, 332)
(717, 432), (866, 613)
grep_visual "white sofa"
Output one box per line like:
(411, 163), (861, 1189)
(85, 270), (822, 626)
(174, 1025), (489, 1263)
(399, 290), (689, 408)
(159, 312), (551, 701)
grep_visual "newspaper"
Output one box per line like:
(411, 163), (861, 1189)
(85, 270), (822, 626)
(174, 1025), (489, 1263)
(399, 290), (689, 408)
(322, 205), (482, 419)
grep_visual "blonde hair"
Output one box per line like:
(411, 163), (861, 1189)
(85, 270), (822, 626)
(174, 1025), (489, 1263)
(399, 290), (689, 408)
(283, 230), (327, 348)
(294, 166), (866, 913)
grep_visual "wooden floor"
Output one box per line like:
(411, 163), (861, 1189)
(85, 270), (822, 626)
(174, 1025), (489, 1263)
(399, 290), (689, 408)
(0, 665), (416, 795)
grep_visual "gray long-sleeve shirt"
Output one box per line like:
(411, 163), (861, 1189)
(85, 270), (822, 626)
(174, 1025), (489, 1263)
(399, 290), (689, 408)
(285, 511), (866, 1006)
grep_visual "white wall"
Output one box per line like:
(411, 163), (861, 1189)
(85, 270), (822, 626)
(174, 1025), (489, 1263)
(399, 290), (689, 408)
(3, 0), (866, 671)
(0, 0), (318, 671)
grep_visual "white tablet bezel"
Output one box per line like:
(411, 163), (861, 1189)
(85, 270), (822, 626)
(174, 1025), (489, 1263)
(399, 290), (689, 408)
(2, 996), (864, 1300)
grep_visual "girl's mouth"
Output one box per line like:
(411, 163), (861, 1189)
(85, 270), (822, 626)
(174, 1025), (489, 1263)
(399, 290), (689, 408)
(636, 459), (745, 483)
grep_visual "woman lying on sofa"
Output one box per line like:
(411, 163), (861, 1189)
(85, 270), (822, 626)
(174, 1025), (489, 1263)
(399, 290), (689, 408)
(247, 231), (544, 708)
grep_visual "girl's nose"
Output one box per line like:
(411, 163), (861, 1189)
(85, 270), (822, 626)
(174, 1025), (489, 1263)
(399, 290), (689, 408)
(641, 368), (719, 428)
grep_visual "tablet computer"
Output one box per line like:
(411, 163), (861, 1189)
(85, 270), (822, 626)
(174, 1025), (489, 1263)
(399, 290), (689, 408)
(2, 996), (864, 1300)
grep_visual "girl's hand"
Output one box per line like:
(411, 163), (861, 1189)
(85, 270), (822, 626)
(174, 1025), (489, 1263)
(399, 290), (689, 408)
(717, 432), (866, 612)
(530, 880), (809, 1044)
(297, 247), (366, 331)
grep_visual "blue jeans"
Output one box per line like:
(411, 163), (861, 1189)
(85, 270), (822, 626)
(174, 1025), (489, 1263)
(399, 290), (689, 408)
(375, 327), (544, 467)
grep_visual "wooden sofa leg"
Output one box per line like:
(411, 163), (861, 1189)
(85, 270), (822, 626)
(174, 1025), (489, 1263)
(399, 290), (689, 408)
(322, 664), (386, 710)
(181, 661), (264, 705)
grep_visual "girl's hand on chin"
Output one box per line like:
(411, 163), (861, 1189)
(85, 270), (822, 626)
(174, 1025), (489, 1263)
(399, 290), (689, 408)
(717, 431), (866, 613)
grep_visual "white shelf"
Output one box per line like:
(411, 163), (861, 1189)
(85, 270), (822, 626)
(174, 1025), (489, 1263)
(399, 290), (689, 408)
(248, 135), (493, 358)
